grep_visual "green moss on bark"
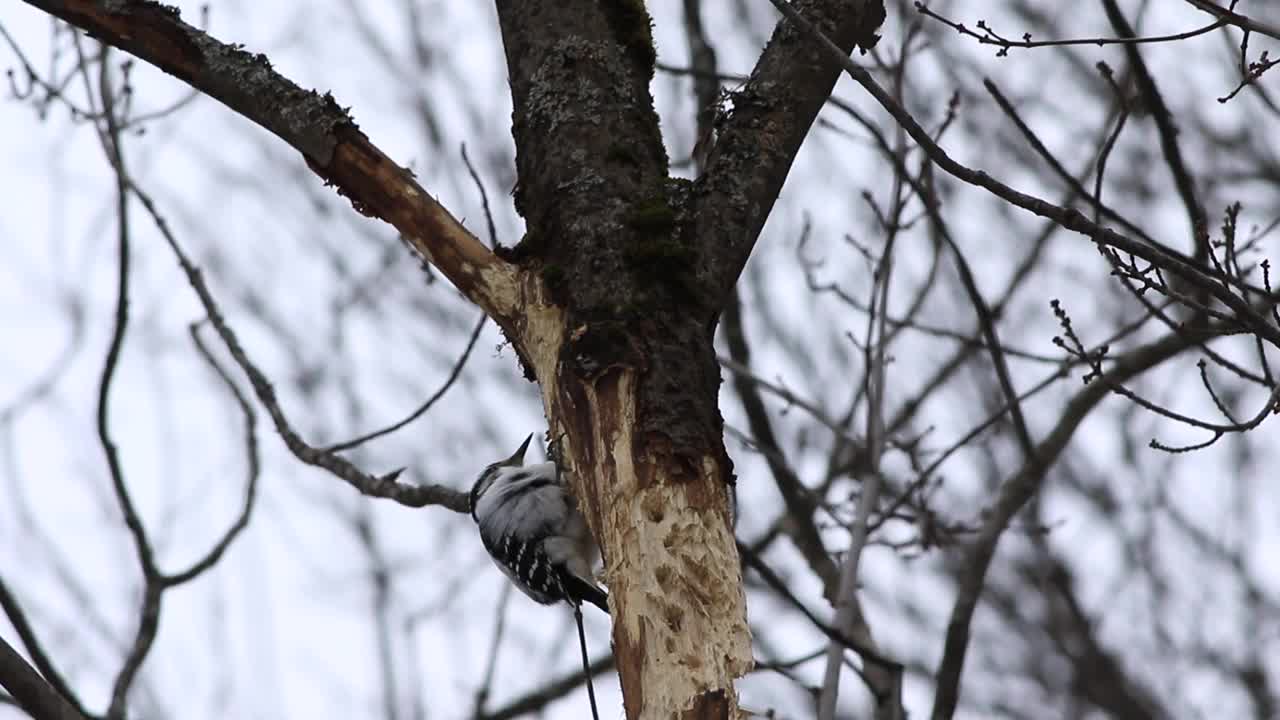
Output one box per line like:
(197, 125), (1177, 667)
(600, 0), (656, 79)
(624, 196), (677, 232)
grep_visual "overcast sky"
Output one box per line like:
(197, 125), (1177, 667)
(2, 1), (1278, 718)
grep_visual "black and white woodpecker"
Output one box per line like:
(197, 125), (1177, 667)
(469, 434), (608, 613)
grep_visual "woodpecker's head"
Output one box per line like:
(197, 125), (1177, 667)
(469, 433), (533, 517)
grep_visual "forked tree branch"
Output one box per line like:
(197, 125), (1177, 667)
(698, 0), (886, 302)
(1100, 0), (1209, 257)
(765, 0), (1280, 351)
(1184, 0), (1280, 41)
(925, 321), (1248, 720)
(131, 182), (471, 513)
(21, 0), (520, 325)
(762, 2), (1280, 717)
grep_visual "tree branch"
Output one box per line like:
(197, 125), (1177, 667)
(818, 202), (901, 720)
(324, 312), (485, 454)
(0, 634), (86, 720)
(698, 0), (886, 302)
(161, 322), (261, 586)
(915, 2), (1227, 53)
(1100, 0), (1209, 260)
(128, 182), (470, 512)
(478, 653), (615, 720)
(1184, 0), (1280, 41)
(91, 49), (162, 718)
(722, 294), (840, 598)
(0, 580), (90, 718)
(929, 323), (1233, 720)
(22, 0), (519, 324)
(765, 0), (1280, 351)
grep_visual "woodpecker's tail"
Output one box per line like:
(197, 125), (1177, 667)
(563, 574), (610, 613)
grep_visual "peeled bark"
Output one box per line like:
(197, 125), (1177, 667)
(516, 277), (752, 718)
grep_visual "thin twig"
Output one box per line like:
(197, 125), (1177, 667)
(916, 2), (1227, 55)
(737, 542), (903, 672)
(767, 0), (1280, 351)
(982, 79), (1155, 247)
(478, 654), (614, 720)
(722, 292), (841, 599)
(1184, 0), (1280, 41)
(471, 583), (513, 719)
(128, 184), (471, 513)
(817, 183), (901, 719)
(162, 323), (261, 586)
(717, 355), (862, 449)
(1100, 0), (1208, 261)
(325, 312), (485, 453)
(90, 45), (162, 720)
(460, 143), (499, 248)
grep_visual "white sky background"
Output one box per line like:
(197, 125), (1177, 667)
(2, 1), (1279, 719)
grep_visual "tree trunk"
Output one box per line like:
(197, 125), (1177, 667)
(492, 4), (753, 714)
(516, 275), (752, 718)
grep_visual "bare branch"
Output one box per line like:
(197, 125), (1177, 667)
(89, 46), (162, 719)
(931, 324), (1238, 720)
(766, 0), (1280, 351)
(1100, 0), (1209, 260)
(722, 296), (840, 598)
(697, 0), (886, 301)
(324, 312), (485, 454)
(0, 634), (86, 720)
(0, 579), (90, 718)
(160, 323), (261, 586)
(21, 0), (519, 323)
(737, 542), (903, 674)
(127, 182), (471, 513)
(1184, 0), (1280, 41)
(471, 584), (513, 720)
(478, 654), (615, 720)
(460, 143), (499, 249)
(818, 198), (901, 720)
(982, 78), (1156, 247)
(916, 2), (1227, 55)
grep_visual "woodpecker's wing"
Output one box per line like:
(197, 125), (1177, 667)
(479, 529), (609, 611)
(472, 462), (607, 611)
(482, 531), (564, 605)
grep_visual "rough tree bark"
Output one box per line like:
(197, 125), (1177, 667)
(487, 2), (882, 715)
(18, 1), (886, 717)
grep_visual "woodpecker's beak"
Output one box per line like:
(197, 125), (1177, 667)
(502, 433), (534, 467)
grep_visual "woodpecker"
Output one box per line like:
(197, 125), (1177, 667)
(469, 434), (607, 613)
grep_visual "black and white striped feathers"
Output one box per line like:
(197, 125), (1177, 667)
(469, 435), (607, 613)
